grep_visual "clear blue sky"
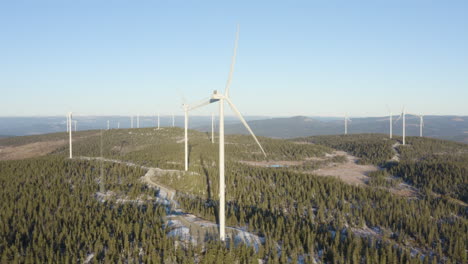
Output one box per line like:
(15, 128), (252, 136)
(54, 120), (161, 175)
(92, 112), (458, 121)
(1, 0), (467, 117)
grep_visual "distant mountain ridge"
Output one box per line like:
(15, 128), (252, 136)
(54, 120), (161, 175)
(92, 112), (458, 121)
(1, 115), (467, 143)
(195, 115), (468, 143)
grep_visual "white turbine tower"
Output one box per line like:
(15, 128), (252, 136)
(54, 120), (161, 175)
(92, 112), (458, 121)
(183, 104), (189, 171)
(190, 25), (266, 241)
(68, 112), (73, 159)
(419, 115), (424, 137)
(407, 112), (425, 137)
(386, 106), (393, 139)
(172, 114), (175, 127)
(107, 120), (110, 130)
(181, 100), (215, 171)
(395, 107), (406, 145)
(118, 121), (120, 129)
(158, 112), (160, 129)
(131, 116), (134, 128)
(137, 114), (140, 128)
(344, 114), (351, 135)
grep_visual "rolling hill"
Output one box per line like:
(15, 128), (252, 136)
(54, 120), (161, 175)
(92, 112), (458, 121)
(0, 129), (466, 263)
(196, 115), (468, 143)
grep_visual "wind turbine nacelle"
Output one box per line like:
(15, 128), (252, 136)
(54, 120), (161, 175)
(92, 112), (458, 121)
(211, 90), (224, 100)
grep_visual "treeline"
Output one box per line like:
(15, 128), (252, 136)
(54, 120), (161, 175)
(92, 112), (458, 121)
(0, 157), (260, 263)
(175, 161), (467, 263)
(389, 137), (468, 202)
(298, 134), (468, 203)
(3, 130), (467, 263)
(297, 134), (395, 165)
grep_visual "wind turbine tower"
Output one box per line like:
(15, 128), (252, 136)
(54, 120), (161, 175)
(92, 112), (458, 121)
(137, 114), (140, 128)
(107, 120), (110, 130)
(344, 115), (351, 135)
(183, 105), (189, 171)
(158, 112), (160, 129)
(389, 111), (393, 139)
(68, 112), (73, 159)
(172, 114), (175, 127)
(131, 116), (134, 128)
(402, 108), (406, 145)
(419, 115), (424, 137)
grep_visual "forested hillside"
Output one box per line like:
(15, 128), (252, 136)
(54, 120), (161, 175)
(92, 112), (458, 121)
(0, 129), (466, 263)
(297, 134), (468, 204)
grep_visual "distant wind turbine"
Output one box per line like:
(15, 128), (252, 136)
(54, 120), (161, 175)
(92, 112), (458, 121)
(395, 107), (406, 145)
(107, 120), (110, 130)
(407, 112), (425, 137)
(131, 116), (134, 128)
(172, 114), (175, 127)
(419, 115), (424, 137)
(386, 106), (393, 139)
(157, 112), (160, 129)
(68, 112), (73, 158)
(137, 114), (140, 128)
(181, 100), (215, 171)
(344, 114), (352, 135)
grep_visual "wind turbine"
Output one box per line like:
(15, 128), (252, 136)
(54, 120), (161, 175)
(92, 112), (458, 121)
(183, 105), (189, 171)
(68, 112), (73, 158)
(131, 116), (134, 128)
(137, 114), (140, 128)
(181, 99), (215, 171)
(118, 121), (120, 129)
(107, 120), (110, 130)
(172, 114), (175, 127)
(419, 115), (424, 137)
(190, 25), (266, 241)
(386, 106), (393, 139)
(157, 112), (160, 129)
(344, 114), (351, 135)
(395, 107), (406, 145)
(407, 112), (425, 137)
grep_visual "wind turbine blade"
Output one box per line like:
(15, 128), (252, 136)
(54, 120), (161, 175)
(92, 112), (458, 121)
(225, 98), (266, 157)
(394, 113), (402, 123)
(225, 24), (239, 98)
(188, 98), (215, 111)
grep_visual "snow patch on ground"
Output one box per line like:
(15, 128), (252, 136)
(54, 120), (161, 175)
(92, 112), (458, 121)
(82, 156), (265, 251)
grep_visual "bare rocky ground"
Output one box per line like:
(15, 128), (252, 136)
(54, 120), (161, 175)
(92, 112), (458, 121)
(241, 150), (417, 198)
(310, 151), (376, 186)
(0, 133), (99, 161)
(0, 140), (67, 160)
